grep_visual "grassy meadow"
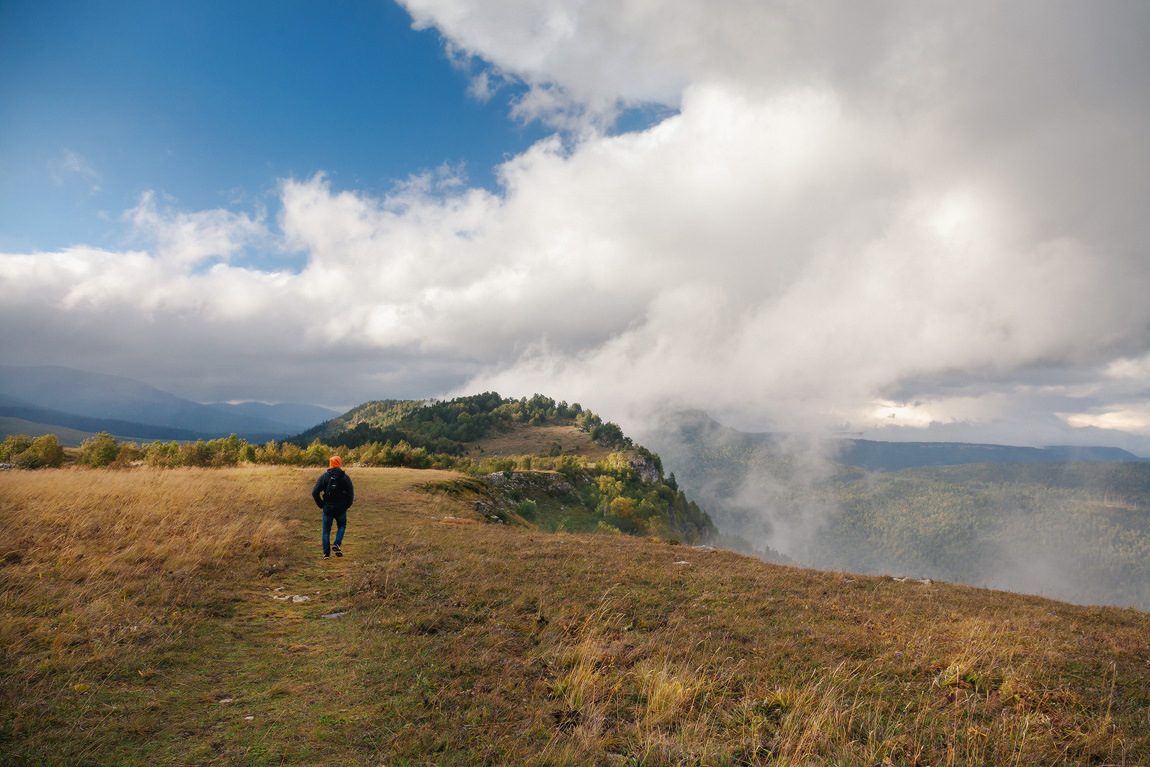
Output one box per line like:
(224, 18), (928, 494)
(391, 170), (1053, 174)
(2, 466), (1149, 765)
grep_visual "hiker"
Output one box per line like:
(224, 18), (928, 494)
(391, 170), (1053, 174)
(312, 456), (354, 559)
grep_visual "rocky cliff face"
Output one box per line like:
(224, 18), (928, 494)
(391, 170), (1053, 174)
(628, 455), (661, 485)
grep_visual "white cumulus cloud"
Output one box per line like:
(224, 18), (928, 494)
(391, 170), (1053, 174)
(3, 0), (1150, 450)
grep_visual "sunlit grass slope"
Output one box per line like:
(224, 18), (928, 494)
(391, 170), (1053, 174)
(2, 467), (1149, 765)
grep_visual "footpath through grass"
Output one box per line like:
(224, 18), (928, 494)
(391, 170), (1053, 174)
(2, 466), (1150, 765)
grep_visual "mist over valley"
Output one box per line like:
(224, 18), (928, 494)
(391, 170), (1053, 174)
(640, 410), (1150, 610)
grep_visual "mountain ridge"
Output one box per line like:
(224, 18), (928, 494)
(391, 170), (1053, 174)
(206, 401), (341, 431)
(649, 409), (1146, 472)
(0, 365), (337, 440)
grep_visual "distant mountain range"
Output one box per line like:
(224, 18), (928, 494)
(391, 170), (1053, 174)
(0, 366), (339, 442)
(643, 409), (1146, 474)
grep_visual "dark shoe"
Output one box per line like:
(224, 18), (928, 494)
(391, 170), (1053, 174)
(323, 554), (330, 559)
(332, 543), (343, 557)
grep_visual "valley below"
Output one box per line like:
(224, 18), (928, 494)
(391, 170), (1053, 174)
(640, 412), (1150, 612)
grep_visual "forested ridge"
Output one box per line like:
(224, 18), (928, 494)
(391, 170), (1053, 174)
(293, 392), (629, 455)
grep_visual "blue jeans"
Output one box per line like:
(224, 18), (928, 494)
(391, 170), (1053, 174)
(322, 509), (347, 556)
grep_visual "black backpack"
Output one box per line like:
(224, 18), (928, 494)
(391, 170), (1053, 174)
(325, 469), (350, 506)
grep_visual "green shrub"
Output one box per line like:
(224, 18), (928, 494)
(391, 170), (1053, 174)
(279, 443), (304, 465)
(116, 442), (144, 465)
(79, 432), (119, 467)
(1, 434), (64, 469)
(0, 435), (33, 462)
(179, 440), (213, 467)
(144, 441), (180, 467)
(515, 500), (538, 522)
(210, 434), (243, 466)
(30, 434), (65, 468)
(305, 439), (331, 466)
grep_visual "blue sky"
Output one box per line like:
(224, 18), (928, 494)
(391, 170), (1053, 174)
(0, 0), (545, 253)
(3, 0), (1150, 453)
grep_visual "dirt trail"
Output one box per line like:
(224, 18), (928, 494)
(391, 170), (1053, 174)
(238, 467), (467, 613)
(181, 469), (480, 755)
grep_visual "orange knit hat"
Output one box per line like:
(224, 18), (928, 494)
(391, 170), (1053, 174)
(329, 456), (342, 469)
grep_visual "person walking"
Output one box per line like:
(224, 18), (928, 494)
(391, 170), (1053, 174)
(313, 456), (354, 559)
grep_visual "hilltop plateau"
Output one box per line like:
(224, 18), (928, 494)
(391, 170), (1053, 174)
(293, 392), (617, 461)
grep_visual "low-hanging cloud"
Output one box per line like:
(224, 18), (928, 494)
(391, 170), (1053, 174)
(3, 0), (1150, 449)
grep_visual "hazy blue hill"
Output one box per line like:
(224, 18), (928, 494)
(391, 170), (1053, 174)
(205, 401), (340, 431)
(0, 393), (32, 408)
(0, 402), (201, 441)
(0, 365), (298, 440)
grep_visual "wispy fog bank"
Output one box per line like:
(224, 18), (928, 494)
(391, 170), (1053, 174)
(640, 410), (1150, 610)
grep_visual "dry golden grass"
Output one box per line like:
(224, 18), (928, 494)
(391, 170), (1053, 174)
(0, 468), (297, 766)
(1, 465), (1149, 766)
(0, 468), (292, 712)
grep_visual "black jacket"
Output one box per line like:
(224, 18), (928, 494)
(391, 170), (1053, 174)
(312, 467), (354, 514)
